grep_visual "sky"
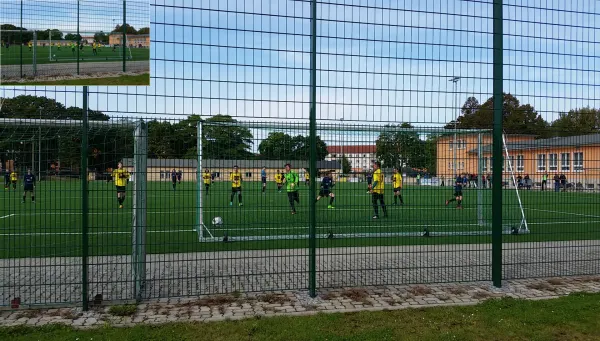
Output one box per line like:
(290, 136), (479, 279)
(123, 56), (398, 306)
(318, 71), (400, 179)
(1, 0), (599, 147)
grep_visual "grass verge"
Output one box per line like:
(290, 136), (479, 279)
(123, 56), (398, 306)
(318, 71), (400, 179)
(1, 73), (150, 86)
(1, 292), (599, 341)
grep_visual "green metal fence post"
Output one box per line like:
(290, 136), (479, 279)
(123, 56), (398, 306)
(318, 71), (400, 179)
(77, 0), (80, 75)
(308, 0), (318, 298)
(196, 120), (204, 240)
(492, 0), (504, 288)
(20, 0), (23, 78)
(81, 86), (89, 310)
(123, 0), (127, 72)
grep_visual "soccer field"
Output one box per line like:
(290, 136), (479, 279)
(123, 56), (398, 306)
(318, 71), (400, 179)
(1, 180), (599, 259)
(0, 45), (150, 65)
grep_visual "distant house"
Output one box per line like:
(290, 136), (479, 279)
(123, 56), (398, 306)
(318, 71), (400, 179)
(120, 158), (341, 182)
(108, 33), (150, 48)
(326, 145), (376, 172)
(436, 133), (600, 188)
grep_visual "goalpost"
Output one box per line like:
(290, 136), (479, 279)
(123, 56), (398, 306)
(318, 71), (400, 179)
(0, 116), (148, 297)
(195, 120), (529, 243)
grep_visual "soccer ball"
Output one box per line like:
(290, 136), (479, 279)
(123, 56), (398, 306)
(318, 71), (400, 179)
(53, 54), (56, 58)
(212, 216), (223, 226)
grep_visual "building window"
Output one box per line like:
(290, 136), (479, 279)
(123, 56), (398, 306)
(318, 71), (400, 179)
(482, 157), (488, 172)
(448, 162), (452, 169)
(549, 153), (558, 171)
(537, 154), (546, 171)
(561, 153), (570, 171)
(449, 141), (453, 150)
(517, 155), (524, 172)
(332, 154), (336, 158)
(245, 172), (252, 177)
(574, 152), (583, 171)
(507, 156), (515, 172)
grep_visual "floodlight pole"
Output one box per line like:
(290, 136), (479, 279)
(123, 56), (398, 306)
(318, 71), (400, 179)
(449, 76), (460, 179)
(38, 108), (42, 180)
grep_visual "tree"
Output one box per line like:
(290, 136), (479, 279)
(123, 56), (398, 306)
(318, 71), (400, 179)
(375, 123), (423, 169)
(147, 120), (176, 159)
(258, 132), (294, 159)
(258, 133), (328, 160)
(64, 33), (82, 42)
(112, 24), (138, 35)
(340, 154), (351, 174)
(137, 27), (150, 34)
(445, 93), (549, 136)
(36, 29), (62, 41)
(94, 31), (109, 44)
(550, 107), (600, 137)
(0, 24), (33, 43)
(202, 115), (253, 159)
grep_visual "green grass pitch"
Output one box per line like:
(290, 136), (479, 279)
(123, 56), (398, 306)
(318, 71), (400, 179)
(1, 180), (599, 259)
(0, 45), (150, 65)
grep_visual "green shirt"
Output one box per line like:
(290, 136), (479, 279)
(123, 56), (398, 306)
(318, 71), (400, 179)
(284, 171), (299, 192)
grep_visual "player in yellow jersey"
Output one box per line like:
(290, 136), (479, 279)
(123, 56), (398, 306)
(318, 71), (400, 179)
(9, 170), (18, 190)
(202, 168), (212, 195)
(304, 168), (310, 186)
(111, 162), (130, 209)
(28, 41), (32, 51)
(368, 161), (387, 219)
(392, 168), (404, 206)
(275, 170), (284, 192)
(56, 42), (61, 50)
(92, 42), (97, 56)
(229, 165), (243, 206)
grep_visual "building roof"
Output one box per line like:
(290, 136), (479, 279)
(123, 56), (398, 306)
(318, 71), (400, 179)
(438, 133), (536, 141)
(121, 158), (341, 170)
(327, 145), (376, 154)
(468, 133), (600, 154)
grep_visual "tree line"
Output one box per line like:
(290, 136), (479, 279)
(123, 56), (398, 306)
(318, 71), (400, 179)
(1, 94), (598, 175)
(0, 23), (149, 45)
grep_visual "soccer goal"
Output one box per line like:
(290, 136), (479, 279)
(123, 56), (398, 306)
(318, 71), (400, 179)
(0, 116), (147, 296)
(0, 30), (39, 78)
(195, 120), (528, 243)
(48, 31), (133, 62)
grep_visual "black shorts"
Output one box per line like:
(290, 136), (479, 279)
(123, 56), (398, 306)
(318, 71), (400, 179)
(24, 184), (34, 191)
(232, 187), (242, 193)
(204, 183), (210, 187)
(11, 180), (17, 184)
(287, 191), (299, 201)
(261, 177), (267, 184)
(116, 186), (126, 193)
(393, 187), (402, 193)
(319, 189), (331, 197)
(276, 182), (282, 187)
(371, 192), (384, 202)
(172, 178), (177, 183)
(454, 190), (463, 197)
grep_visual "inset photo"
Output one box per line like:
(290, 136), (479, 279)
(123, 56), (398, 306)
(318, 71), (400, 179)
(0, 0), (150, 86)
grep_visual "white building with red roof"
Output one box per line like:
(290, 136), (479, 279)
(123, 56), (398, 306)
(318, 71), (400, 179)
(326, 145), (376, 172)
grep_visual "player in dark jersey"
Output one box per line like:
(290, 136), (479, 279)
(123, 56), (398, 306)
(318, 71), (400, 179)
(445, 175), (463, 209)
(22, 169), (35, 203)
(315, 171), (335, 209)
(171, 168), (177, 190)
(261, 167), (267, 194)
(176, 169), (182, 184)
(3, 170), (9, 190)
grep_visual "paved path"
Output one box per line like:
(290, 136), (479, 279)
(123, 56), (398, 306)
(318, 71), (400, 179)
(1, 275), (599, 328)
(1, 61), (149, 80)
(1, 240), (599, 307)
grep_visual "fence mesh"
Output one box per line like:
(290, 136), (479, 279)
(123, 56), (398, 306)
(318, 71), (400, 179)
(0, 0), (150, 81)
(1, 0), (600, 308)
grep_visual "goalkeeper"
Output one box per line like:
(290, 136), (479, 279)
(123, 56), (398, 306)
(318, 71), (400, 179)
(283, 163), (300, 215)
(112, 162), (130, 209)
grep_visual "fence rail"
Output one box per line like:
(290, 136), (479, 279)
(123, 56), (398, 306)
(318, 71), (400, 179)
(0, 0), (599, 309)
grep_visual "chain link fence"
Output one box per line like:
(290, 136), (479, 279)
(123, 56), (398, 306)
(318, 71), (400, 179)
(0, 0), (599, 309)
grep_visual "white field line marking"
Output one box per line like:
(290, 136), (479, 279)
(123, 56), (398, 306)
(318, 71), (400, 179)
(0, 214), (15, 219)
(9, 206), (479, 216)
(2, 221), (599, 237)
(525, 208), (600, 219)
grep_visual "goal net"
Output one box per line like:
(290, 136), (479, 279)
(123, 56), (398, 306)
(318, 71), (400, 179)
(194, 120), (528, 242)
